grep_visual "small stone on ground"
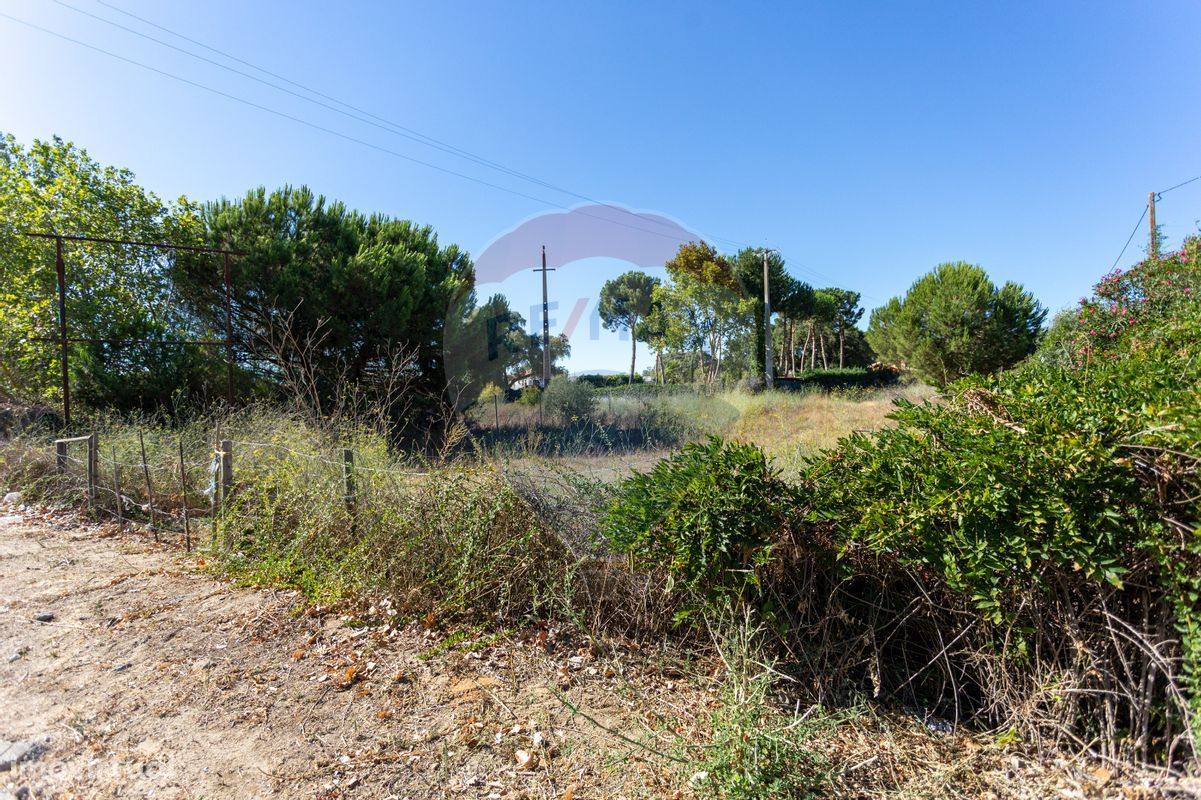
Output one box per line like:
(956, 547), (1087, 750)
(0, 737), (48, 771)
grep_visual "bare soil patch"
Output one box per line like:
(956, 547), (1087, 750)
(0, 508), (1192, 799)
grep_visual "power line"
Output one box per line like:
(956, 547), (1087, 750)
(8, 6), (861, 296)
(1110, 204), (1149, 271)
(1156, 174), (1200, 198)
(1108, 173), (1199, 270)
(69, 0), (748, 250)
(55, 1), (588, 200)
(0, 10), (722, 249)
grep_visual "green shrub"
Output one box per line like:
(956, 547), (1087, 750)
(602, 437), (800, 617)
(515, 385), (542, 406)
(575, 373), (644, 388)
(801, 241), (1201, 760)
(542, 376), (596, 425)
(775, 367), (899, 393)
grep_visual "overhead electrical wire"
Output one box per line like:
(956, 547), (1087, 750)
(1109, 204), (1149, 271)
(1109, 174), (1198, 270)
(74, 0), (853, 283)
(57, 0), (754, 252)
(6, 4), (869, 294)
(0, 10), (721, 249)
(1155, 174), (1200, 198)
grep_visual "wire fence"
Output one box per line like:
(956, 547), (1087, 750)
(47, 429), (438, 553)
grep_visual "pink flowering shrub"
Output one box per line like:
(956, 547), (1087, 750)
(1059, 235), (1200, 367)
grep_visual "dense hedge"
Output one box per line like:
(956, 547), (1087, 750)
(575, 373), (645, 388)
(604, 241), (1201, 765)
(775, 367), (900, 393)
(809, 246), (1199, 760)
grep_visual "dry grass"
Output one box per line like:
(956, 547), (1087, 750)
(720, 384), (936, 475)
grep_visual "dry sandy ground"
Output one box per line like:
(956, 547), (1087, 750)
(1, 507), (1196, 800)
(0, 510), (690, 799)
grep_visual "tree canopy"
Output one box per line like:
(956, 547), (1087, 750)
(0, 134), (213, 412)
(866, 261), (1045, 387)
(599, 270), (660, 384)
(173, 185), (474, 422)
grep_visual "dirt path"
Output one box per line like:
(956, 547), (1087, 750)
(2, 508), (1191, 800)
(0, 511), (681, 799)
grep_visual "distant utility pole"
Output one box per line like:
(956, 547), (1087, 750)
(1148, 191), (1158, 259)
(760, 249), (775, 389)
(533, 245), (555, 388)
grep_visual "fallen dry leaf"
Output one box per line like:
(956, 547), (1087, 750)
(342, 665), (359, 686)
(515, 749), (535, 770)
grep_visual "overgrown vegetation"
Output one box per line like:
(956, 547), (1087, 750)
(605, 243), (1200, 767)
(4, 128), (1199, 792)
(603, 437), (801, 620)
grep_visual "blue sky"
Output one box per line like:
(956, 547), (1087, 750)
(3, 1), (1200, 374)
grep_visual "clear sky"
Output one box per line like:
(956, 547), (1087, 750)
(3, 1), (1200, 374)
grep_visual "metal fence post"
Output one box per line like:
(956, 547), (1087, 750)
(111, 445), (123, 524)
(178, 436), (191, 552)
(55, 440), (67, 475)
(139, 429), (157, 539)
(220, 439), (233, 509)
(342, 448), (355, 511)
(86, 432), (98, 505)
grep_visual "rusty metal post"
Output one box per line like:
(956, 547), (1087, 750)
(54, 236), (70, 427)
(111, 445), (123, 524)
(220, 439), (232, 509)
(139, 429), (157, 539)
(55, 440), (67, 475)
(342, 448), (355, 511)
(223, 251), (235, 406)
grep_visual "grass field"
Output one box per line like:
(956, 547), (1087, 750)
(474, 383), (935, 482)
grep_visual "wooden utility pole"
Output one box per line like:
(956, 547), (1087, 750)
(1148, 191), (1158, 259)
(533, 246), (555, 388)
(761, 250), (774, 389)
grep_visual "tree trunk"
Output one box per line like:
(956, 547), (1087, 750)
(788, 320), (796, 375)
(810, 325), (817, 371)
(839, 324), (845, 369)
(800, 324), (812, 372)
(820, 330), (828, 369)
(629, 317), (638, 385)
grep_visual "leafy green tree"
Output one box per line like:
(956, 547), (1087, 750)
(730, 248), (813, 377)
(659, 242), (754, 384)
(542, 375), (596, 424)
(827, 288), (865, 368)
(866, 262), (1045, 387)
(174, 185), (473, 420)
(446, 291), (528, 402)
(0, 133), (212, 412)
(599, 270), (660, 384)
